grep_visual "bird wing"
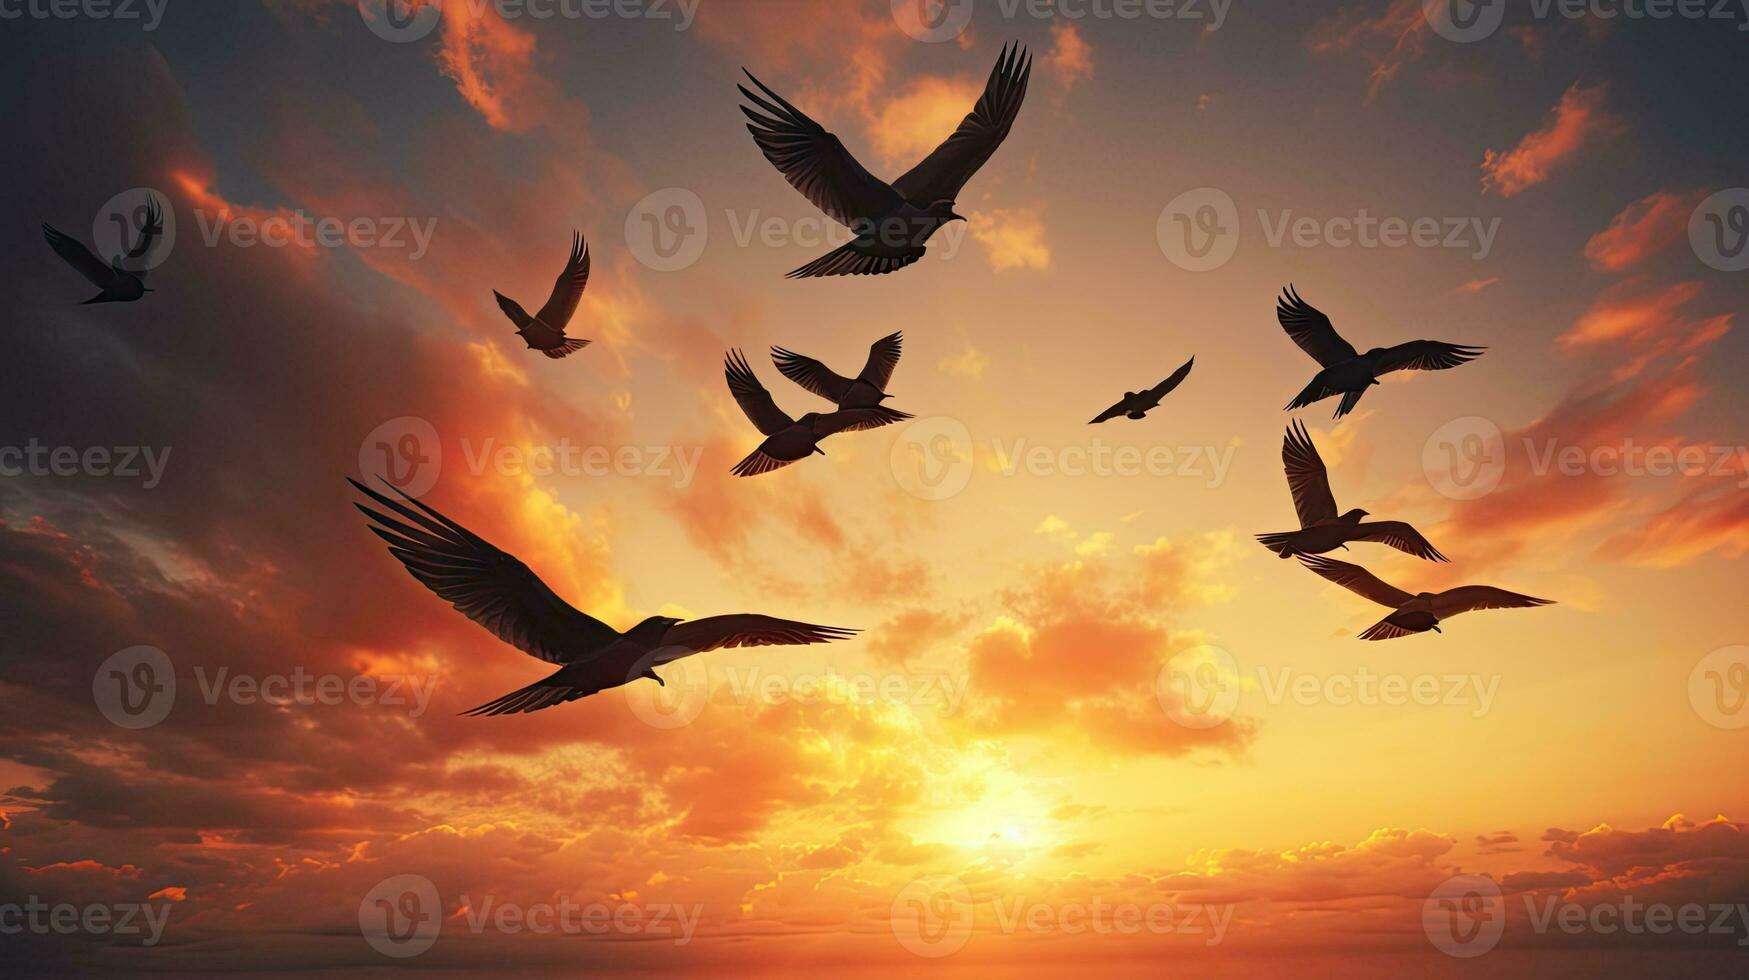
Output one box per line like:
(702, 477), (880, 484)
(1296, 555), (1414, 609)
(1352, 521), (1449, 562)
(122, 195), (164, 262)
(1276, 285), (1358, 367)
(655, 614), (857, 664)
(493, 290), (532, 326)
(460, 660), (628, 717)
(534, 232), (590, 331)
(739, 70), (906, 228)
(43, 224), (115, 288)
(1372, 341), (1486, 375)
(813, 406), (912, 436)
(857, 331), (904, 391)
(1282, 420), (1338, 528)
(1144, 356), (1195, 403)
(771, 346), (854, 402)
(349, 479), (619, 664)
(1430, 586), (1553, 620)
(890, 43), (1032, 207)
(726, 349), (794, 436)
(1088, 398), (1129, 424)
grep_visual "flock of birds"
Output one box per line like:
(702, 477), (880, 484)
(44, 42), (1555, 715)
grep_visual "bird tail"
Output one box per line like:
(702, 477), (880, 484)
(541, 338), (592, 359)
(1284, 378), (1331, 412)
(1255, 531), (1296, 557)
(731, 448), (791, 478)
(785, 243), (921, 279)
(81, 294), (119, 305)
(836, 406), (914, 432)
(1333, 389), (1366, 419)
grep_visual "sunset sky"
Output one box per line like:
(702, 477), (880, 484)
(2, 0), (1748, 975)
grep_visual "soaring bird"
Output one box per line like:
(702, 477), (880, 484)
(349, 478), (857, 715)
(739, 42), (1031, 278)
(1297, 554), (1552, 640)
(493, 232), (592, 359)
(726, 350), (907, 477)
(42, 197), (164, 304)
(1089, 357), (1195, 424)
(1276, 285), (1485, 419)
(772, 331), (912, 419)
(1256, 420), (1447, 561)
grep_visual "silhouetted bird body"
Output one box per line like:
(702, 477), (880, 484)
(1089, 357), (1194, 423)
(1276, 286), (1485, 419)
(493, 232), (592, 358)
(42, 214), (159, 304)
(772, 330), (911, 417)
(1256, 421), (1447, 561)
(725, 350), (906, 476)
(1297, 554), (1552, 640)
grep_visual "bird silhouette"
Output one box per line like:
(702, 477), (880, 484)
(1089, 357), (1194, 423)
(1297, 554), (1552, 640)
(1257, 420), (1447, 561)
(739, 42), (1031, 278)
(1276, 286), (1485, 419)
(772, 331), (913, 420)
(350, 478), (856, 715)
(42, 197), (164, 304)
(726, 350), (907, 476)
(493, 232), (592, 358)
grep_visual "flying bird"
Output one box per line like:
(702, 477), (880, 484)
(493, 232), (592, 359)
(349, 478), (856, 715)
(42, 196), (164, 304)
(1257, 420), (1447, 562)
(726, 349), (907, 477)
(1089, 357), (1194, 424)
(1297, 554), (1552, 640)
(739, 42), (1032, 278)
(1276, 285), (1485, 419)
(772, 331), (912, 419)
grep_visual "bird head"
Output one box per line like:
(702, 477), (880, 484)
(1342, 508), (1370, 522)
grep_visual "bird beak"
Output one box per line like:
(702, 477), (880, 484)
(813, 447), (827, 456)
(1431, 625), (1443, 634)
(643, 668), (666, 687)
(950, 210), (966, 222)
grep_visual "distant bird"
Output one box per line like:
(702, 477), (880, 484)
(1276, 285), (1485, 419)
(739, 42), (1032, 278)
(42, 196), (164, 304)
(772, 331), (912, 420)
(1257, 420), (1447, 562)
(349, 478), (856, 715)
(1089, 357), (1194, 423)
(726, 350), (907, 476)
(1297, 554), (1552, 640)
(493, 232), (592, 359)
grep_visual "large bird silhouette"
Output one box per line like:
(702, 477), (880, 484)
(350, 479), (856, 714)
(1298, 554), (1552, 640)
(1276, 286), (1485, 419)
(493, 232), (592, 359)
(726, 350), (907, 476)
(1089, 357), (1194, 423)
(739, 42), (1031, 278)
(772, 330), (911, 417)
(42, 197), (164, 304)
(1257, 420), (1446, 561)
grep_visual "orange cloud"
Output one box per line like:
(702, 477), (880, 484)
(1305, 0), (1429, 100)
(1046, 21), (1094, 90)
(1481, 83), (1621, 197)
(1585, 189), (1707, 273)
(969, 207), (1051, 272)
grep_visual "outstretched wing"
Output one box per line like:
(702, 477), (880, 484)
(890, 43), (1032, 207)
(656, 615), (857, 664)
(350, 479), (619, 664)
(1372, 341), (1486, 375)
(1145, 356), (1195, 402)
(1282, 420), (1337, 528)
(122, 195), (165, 262)
(858, 331), (904, 391)
(1431, 586), (1553, 620)
(771, 346), (854, 402)
(43, 224), (114, 288)
(1297, 555), (1414, 610)
(1277, 285), (1357, 368)
(535, 232), (590, 331)
(739, 70), (906, 228)
(726, 349), (794, 436)
(813, 406), (912, 436)
(1088, 398), (1128, 424)
(1353, 521), (1449, 562)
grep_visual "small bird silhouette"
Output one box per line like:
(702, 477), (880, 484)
(1257, 420), (1447, 561)
(1089, 357), (1194, 423)
(493, 232), (592, 359)
(350, 478), (856, 715)
(726, 350), (907, 476)
(1276, 286), (1485, 419)
(740, 43), (1031, 278)
(1297, 554), (1552, 640)
(772, 331), (912, 419)
(42, 197), (164, 304)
